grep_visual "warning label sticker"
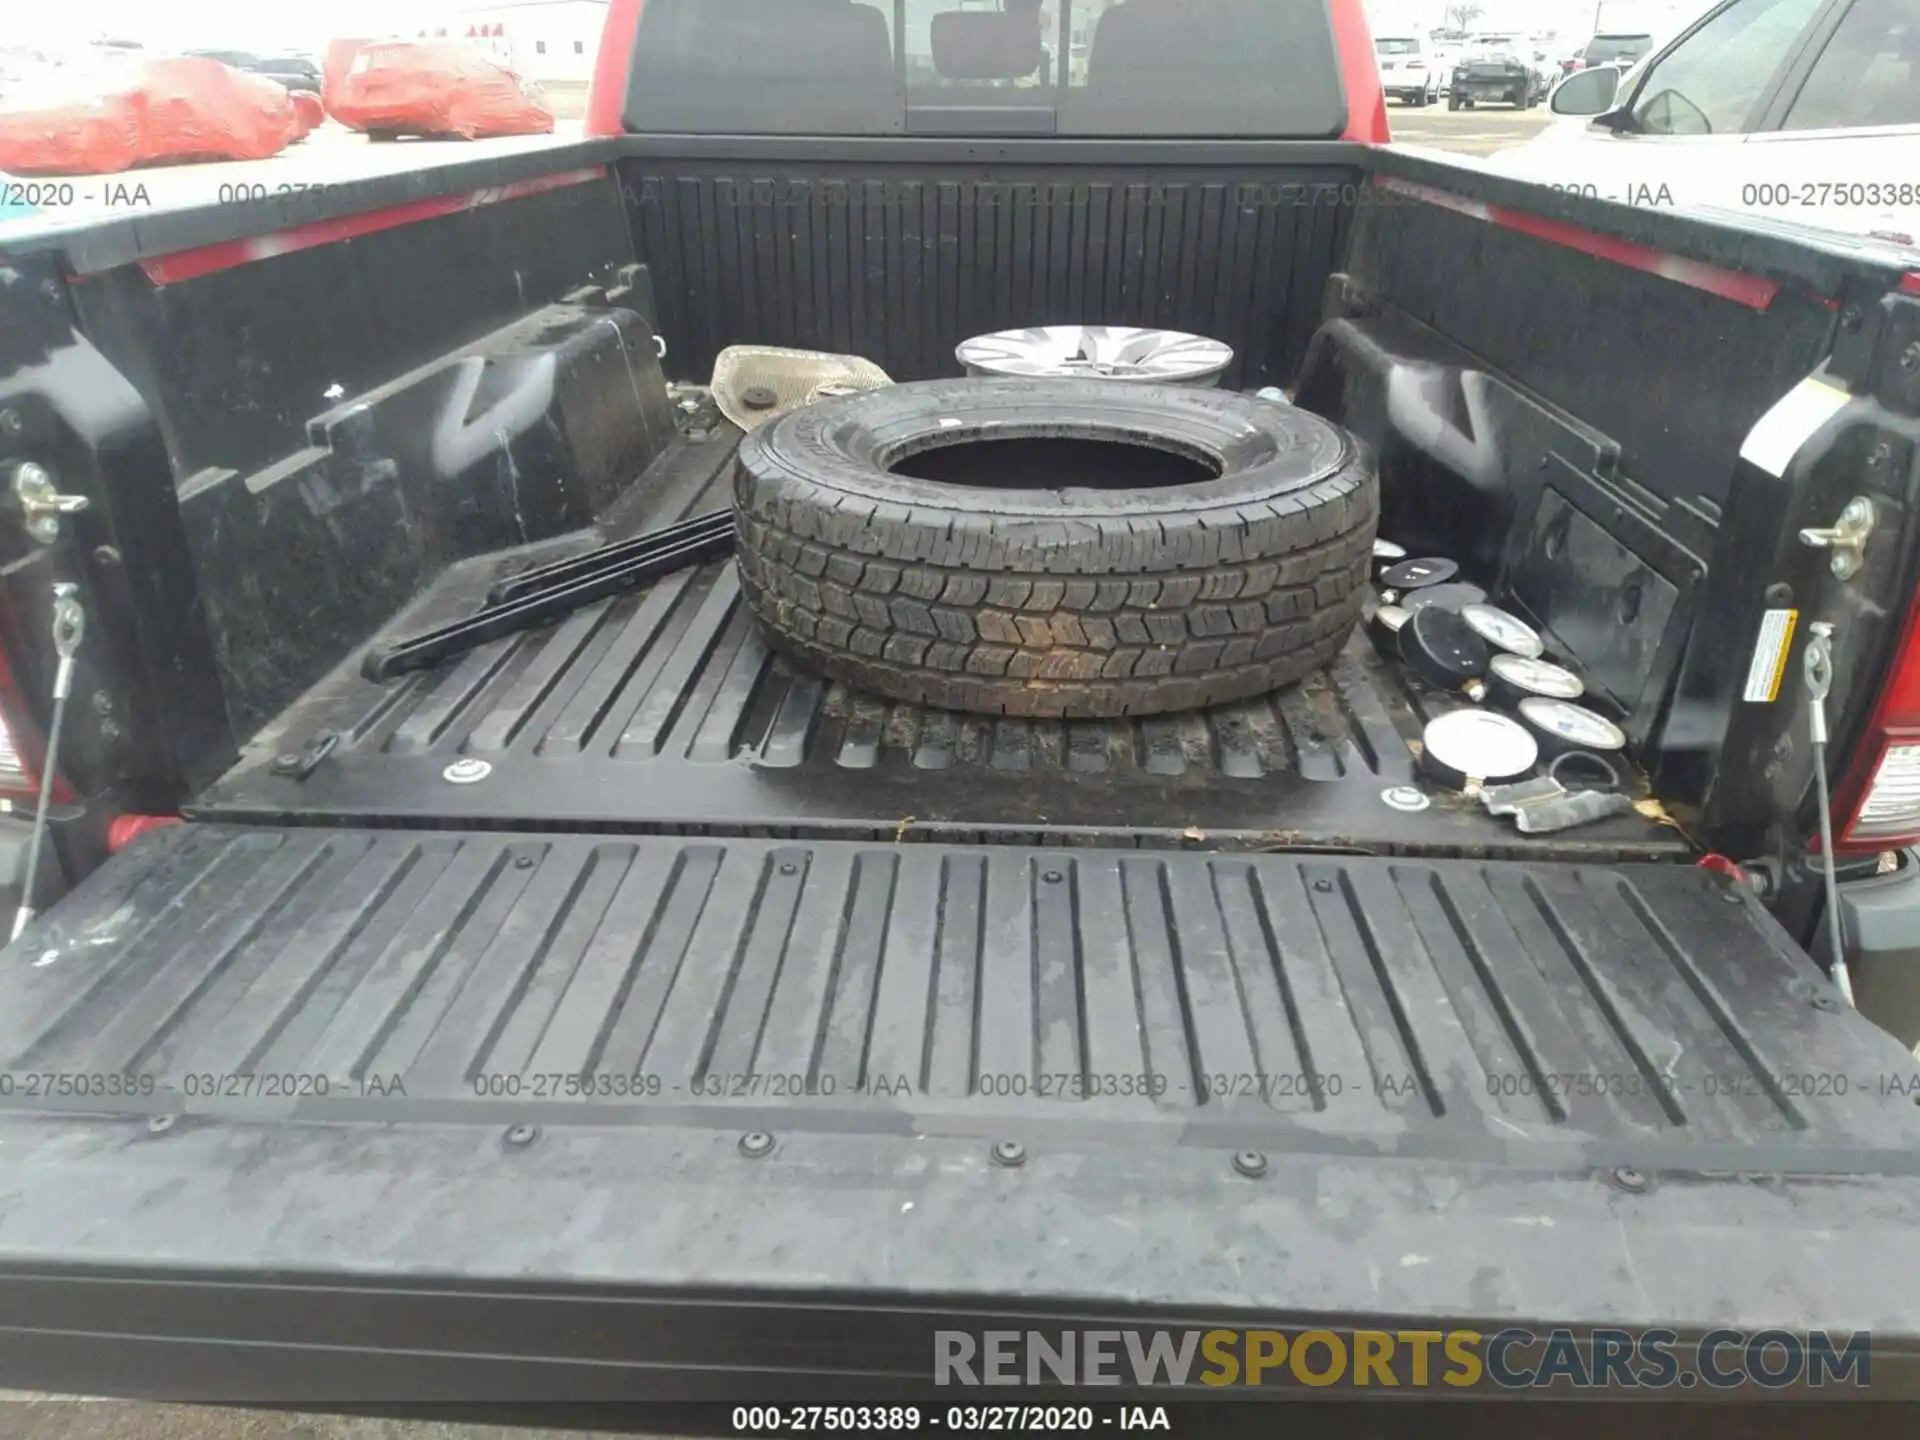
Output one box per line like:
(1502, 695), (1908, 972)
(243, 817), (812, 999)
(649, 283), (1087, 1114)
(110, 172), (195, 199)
(1743, 608), (1800, 704)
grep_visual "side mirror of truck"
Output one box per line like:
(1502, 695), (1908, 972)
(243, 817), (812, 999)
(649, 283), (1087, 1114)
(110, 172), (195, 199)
(1550, 65), (1621, 116)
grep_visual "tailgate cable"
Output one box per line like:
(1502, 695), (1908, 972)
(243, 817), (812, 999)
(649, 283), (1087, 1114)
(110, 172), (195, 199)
(1803, 622), (1856, 1007)
(10, 584), (84, 943)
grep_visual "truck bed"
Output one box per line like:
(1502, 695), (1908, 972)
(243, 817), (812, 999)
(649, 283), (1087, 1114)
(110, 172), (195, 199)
(192, 429), (1682, 859)
(2, 821), (1918, 1401)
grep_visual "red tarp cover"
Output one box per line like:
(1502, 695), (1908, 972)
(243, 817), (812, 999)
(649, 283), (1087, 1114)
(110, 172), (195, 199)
(0, 58), (297, 175)
(322, 38), (372, 111)
(328, 42), (554, 139)
(291, 88), (325, 138)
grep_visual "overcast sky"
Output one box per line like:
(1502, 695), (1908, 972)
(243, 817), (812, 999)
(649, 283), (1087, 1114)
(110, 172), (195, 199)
(8, 0), (447, 52)
(8, 0), (1712, 56)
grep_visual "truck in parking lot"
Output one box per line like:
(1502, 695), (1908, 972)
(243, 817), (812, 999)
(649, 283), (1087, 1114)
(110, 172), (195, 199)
(4, 0), (1920, 1409)
(1567, 28), (1659, 72)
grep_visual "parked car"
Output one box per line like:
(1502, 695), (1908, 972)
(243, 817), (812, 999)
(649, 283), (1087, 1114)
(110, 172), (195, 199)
(1566, 29), (1658, 72)
(1374, 34), (1442, 105)
(1493, 0), (1920, 246)
(184, 48), (324, 95)
(8, 0), (1920, 1409)
(1449, 33), (1548, 107)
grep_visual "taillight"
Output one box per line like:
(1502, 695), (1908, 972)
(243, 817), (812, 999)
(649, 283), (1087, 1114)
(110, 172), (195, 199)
(0, 714), (28, 795)
(1836, 595), (1920, 850)
(0, 652), (41, 800)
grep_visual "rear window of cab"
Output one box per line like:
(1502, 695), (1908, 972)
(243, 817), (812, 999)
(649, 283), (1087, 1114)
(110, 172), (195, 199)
(624, 0), (1348, 137)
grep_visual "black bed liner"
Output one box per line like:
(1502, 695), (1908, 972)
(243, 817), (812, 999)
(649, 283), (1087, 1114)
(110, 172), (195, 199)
(3, 822), (1920, 1401)
(192, 433), (1680, 858)
(4, 822), (1911, 1162)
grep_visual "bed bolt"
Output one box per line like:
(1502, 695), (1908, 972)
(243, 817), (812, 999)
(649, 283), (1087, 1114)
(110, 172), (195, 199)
(0, 409), (21, 436)
(515, 855), (536, 869)
(145, 1114), (177, 1136)
(1042, 869), (1063, 884)
(780, 861), (800, 876)
(92, 545), (121, 568)
(271, 752), (304, 776)
(443, 758), (493, 785)
(1609, 1166), (1649, 1194)
(1840, 306), (1864, 333)
(990, 1140), (1027, 1168)
(1901, 342), (1920, 374)
(1810, 993), (1843, 1014)
(503, 1124), (539, 1149)
(739, 1130), (775, 1158)
(1313, 878), (1334, 893)
(1233, 1150), (1269, 1179)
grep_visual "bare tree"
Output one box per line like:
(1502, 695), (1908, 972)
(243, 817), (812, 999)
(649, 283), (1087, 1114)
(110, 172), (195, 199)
(1445, 2), (1484, 31)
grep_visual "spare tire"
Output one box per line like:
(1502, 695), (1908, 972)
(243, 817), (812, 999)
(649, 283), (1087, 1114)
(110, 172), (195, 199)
(733, 378), (1378, 718)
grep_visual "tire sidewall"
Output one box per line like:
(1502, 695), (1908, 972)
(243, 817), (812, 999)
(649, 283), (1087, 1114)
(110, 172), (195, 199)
(736, 378), (1360, 526)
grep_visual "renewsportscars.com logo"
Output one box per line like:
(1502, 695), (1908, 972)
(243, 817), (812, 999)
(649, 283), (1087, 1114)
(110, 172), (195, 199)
(934, 1328), (1873, 1391)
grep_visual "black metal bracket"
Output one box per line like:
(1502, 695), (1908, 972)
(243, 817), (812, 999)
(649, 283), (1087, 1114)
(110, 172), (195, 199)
(360, 511), (734, 683)
(269, 731), (340, 782)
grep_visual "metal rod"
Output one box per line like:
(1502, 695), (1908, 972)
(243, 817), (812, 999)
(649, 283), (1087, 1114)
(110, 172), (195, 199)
(487, 510), (731, 605)
(12, 589), (84, 944)
(1803, 622), (1855, 1007)
(363, 513), (735, 683)
(10, 688), (68, 942)
(1811, 741), (1857, 1008)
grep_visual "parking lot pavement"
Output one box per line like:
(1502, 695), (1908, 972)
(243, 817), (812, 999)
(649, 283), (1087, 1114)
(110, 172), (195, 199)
(0, 1399), (652, 1440)
(1387, 102), (1558, 156)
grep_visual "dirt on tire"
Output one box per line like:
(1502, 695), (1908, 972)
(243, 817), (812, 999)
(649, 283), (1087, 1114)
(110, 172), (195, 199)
(732, 378), (1378, 719)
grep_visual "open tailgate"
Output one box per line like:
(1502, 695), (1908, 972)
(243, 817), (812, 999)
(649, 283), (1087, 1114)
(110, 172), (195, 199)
(3, 823), (1920, 1401)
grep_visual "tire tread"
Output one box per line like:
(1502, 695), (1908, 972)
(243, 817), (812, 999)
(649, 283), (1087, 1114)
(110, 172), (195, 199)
(732, 388), (1379, 718)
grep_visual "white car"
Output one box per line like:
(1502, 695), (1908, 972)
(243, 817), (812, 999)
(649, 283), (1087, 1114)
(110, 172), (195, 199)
(1491, 0), (1920, 246)
(1374, 35), (1443, 106)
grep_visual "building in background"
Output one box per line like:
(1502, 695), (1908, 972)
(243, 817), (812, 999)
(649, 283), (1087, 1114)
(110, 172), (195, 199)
(420, 0), (606, 82)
